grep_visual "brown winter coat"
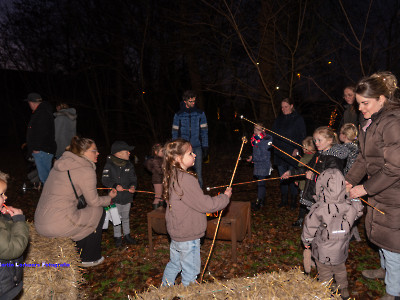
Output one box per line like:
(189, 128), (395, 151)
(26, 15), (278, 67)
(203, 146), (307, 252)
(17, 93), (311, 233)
(34, 151), (111, 241)
(144, 156), (163, 184)
(165, 170), (229, 242)
(302, 169), (363, 265)
(345, 107), (400, 254)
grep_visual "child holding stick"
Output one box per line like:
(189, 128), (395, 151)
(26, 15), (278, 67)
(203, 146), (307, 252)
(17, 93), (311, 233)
(161, 139), (232, 286)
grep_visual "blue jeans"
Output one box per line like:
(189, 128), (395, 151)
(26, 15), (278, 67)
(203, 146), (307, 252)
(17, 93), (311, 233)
(380, 248), (400, 296)
(192, 147), (203, 188)
(277, 164), (298, 197)
(32, 151), (53, 184)
(162, 239), (201, 286)
(255, 175), (267, 200)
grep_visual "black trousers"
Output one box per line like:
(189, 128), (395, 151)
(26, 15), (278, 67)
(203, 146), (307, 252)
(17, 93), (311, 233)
(76, 210), (106, 262)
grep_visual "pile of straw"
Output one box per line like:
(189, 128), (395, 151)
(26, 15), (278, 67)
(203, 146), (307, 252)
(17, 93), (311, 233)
(20, 223), (86, 299)
(134, 268), (342, 299)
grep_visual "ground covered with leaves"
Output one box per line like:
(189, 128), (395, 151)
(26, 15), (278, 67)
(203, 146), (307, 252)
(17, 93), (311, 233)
(3, 146), (386, 299)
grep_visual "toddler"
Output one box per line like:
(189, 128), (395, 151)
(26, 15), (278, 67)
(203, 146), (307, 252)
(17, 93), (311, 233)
(161, 139), (232, 286)
(144, 143), (164, 209)
(0, 171), (29, 299)
(102, 141), (137, 247)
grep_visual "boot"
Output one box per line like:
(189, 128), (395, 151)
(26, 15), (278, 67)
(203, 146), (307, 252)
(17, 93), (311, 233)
(278, 194), (288, 208)
(292, 218), (303, 228)
(114, 237), (122, 247)
(340, 288), (350, 300)
(362, 268), (385, 280)
(124, 234), (138, 245)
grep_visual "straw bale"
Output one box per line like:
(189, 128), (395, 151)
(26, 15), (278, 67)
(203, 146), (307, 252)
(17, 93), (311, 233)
(134, 268), (342, 299)
(20, 223), (86, 300)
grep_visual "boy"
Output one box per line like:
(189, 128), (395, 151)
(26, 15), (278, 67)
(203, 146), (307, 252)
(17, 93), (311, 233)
(0, 171), (29, 299)
(102, 141), (137, 247)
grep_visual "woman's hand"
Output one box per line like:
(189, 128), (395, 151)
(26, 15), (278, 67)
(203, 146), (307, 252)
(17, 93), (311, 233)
(116, 185), (124, 192)
(305, 171), (314, 180)
(246, 156), (252, 162)
(349, 185), (367, 199)
(128, 186), (136, 193)
(109, 188), (117, 199)
(1, 206), (23, 216)
(224, 187), (232, 198)
(281, 171), (291, 179)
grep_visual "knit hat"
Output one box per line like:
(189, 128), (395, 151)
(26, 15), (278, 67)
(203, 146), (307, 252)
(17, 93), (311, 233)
(111, 141), (134, 154)
(24, 93), (42, 102)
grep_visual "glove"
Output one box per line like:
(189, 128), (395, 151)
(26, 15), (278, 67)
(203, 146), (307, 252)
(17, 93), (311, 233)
(202, 147), (209, 159)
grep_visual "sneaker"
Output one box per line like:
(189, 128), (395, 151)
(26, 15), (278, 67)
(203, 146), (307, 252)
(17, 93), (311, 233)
(362, 268), (385, 280)
(340, 288), (350, 300)
(114, 237), (122, 247)
(81, 256), (104, 268)
(124, 234), (138, 245)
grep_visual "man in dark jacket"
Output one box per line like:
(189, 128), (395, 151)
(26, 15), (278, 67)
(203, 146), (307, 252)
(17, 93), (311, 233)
(25, 93), (56, 184)
(172, 90), (208, 187)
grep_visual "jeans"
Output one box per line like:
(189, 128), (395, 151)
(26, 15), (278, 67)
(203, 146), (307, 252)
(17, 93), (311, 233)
(32, 151), (53, 184)
(277, 164), (298, 197)
(192, 147), (203, 188)
(113, 203), (131, 237)
(255, 175), (267, 200)
(380, 248), (400, 296)
(162, 239), (201, 286)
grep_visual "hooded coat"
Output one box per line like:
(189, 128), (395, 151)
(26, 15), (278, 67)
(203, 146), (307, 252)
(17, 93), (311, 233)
(346, 107), (400, 253)
(54, 108), (77, 158)
(302, 169), (363, 265)
(35, 151), (111, 241)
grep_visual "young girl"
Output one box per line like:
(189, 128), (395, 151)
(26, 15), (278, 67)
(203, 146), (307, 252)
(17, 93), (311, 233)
(282, 126), (349, 227)
(144, 143), (164, 209)
(246, 123), (272, 210)
(161, 139), (232, 286)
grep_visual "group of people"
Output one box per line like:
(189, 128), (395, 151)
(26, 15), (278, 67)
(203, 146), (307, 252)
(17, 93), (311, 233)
(1, 73), (400, 300)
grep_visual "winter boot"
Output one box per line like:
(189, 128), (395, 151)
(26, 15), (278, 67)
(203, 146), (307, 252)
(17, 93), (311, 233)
(124, 234), (138, 245)
(292, 218), (304, 228)
(278, 194), (288, 208)
(362, 268), (385, 280)
(114, 237), (122, 247)
(340, 288), (350, 300)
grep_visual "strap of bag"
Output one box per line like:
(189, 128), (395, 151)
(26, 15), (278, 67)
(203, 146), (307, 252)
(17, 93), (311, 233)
(67, 171), (79, 200)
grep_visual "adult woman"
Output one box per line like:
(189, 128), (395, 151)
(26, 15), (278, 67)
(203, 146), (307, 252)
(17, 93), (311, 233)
(35, 136), (116, 267)
(346, 72), (400, 300)
(272, 98), (306, 209)
(54, 103), (77, 159)
(338, 85), (359, 129)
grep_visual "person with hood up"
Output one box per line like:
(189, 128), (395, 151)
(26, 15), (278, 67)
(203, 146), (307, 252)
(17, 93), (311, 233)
(54, 103), (77, 159)
(302, 168), (363, 300)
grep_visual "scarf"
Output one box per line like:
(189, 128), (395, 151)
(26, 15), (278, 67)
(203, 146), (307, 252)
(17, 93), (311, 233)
(251, 132), (267, 147)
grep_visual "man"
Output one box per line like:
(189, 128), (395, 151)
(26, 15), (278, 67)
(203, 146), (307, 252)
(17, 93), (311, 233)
(25, 93), (56, 184)
(172, 90), (208, 187)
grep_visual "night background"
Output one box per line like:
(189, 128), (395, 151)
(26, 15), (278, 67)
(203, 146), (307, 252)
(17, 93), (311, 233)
(0, 0), (399, 299)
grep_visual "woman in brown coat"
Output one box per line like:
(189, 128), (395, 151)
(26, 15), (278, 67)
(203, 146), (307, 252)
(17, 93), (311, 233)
(35, 136), (117, 267)
(346, 72), (400, 300)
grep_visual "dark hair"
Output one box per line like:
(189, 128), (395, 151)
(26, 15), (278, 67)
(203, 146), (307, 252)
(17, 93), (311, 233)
(282, 97), (295, 106)
(182, 90), (197, 102)
(56, 103), (69, 110)
(152, 143), (163, 156)
(355, 72), (399, 107)
(302, 136), (316, 151)
(344, 85), (355, 93)
(67, 136), (95, 156)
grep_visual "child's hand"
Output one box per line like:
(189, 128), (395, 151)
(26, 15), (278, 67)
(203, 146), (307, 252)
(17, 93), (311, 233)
(116, 185), (124, 192)
(1, 206), (23, 216)
(305, 171), (314, 180)
(224, 187), (232, 198)
(345, 181), (352, 193)
(281, 171), (291, 179)
(128, 186), (135, 193)
(109, 188), (117, 199)
(246, 156), (252, 162)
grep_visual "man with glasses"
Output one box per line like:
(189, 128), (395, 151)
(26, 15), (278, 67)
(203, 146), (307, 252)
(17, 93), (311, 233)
(172, 90), (208, 187)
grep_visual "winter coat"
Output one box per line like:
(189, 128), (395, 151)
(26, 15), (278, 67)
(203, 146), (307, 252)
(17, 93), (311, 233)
(0, 214), (29, 300)
(291, 144), (348, 208)
(26, 101), (56, 155)
(345, 107), (400, 253)
(54, 108), (77, 158)
(343, 142), (359, 175)
(302, 169), (363, 265)
(144, 156), (163, 184)
(272, 110), (306, 167)
(101, 155), (137, 205)
(251, 134), (272, 176)
(297, 152), (314, 191)
(172, 102), (208, 149)
(35, 151), (111, 241)
(165, 170), (229, 242)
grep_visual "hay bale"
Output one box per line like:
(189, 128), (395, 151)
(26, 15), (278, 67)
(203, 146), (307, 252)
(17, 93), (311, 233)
(134, 268), (342, 299)
(20, 223), (86, 300)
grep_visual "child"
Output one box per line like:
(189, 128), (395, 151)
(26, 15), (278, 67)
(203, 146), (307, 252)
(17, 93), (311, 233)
(246, 123), (272, 210)
(282, 126), (349, 227)
(102, 141), (137, 247)
(161, 139), (232, 286)
(144, 143), (164, 209)
(0, 171), (29, 299)
(302, 168), (363, 300)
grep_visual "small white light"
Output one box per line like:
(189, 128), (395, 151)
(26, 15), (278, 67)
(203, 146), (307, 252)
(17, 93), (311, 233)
(206, 187), (210, 191)
(240, 115), (244, 119)
(276, 86), (279, 90)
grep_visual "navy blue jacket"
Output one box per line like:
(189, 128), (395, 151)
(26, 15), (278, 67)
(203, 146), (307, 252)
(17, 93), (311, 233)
(252, 135), (273, 176)
(172, 102), (208, 148)
(272, 110), (306, 167)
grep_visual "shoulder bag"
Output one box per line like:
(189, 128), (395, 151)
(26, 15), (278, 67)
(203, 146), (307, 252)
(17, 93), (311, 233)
(67, 171), (87, 209)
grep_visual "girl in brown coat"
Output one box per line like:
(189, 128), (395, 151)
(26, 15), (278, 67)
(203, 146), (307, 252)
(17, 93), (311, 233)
(35, 137), (117, 267)
(346, 72), (400, 300)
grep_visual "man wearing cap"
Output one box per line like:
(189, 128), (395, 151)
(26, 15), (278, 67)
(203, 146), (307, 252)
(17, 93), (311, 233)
(172, 90), (208, 187)
(24, 93), (56, 184)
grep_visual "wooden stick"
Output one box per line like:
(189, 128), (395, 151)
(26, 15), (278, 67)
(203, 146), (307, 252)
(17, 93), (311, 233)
(97, 188), (154, 194)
